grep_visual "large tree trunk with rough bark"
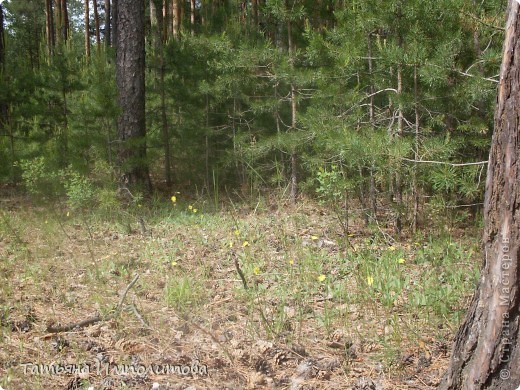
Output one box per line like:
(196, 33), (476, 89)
(116, 0), (151, 193)
(440, 2), (520, 389)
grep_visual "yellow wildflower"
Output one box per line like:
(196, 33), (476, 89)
(188, 205), (193, 210)
(311, 235), (319, 241)
(367, 275), (374, 286)
(388, 246), (396, 251)
(289, 259), (295, 266)
(193, 208), (198, 213)
(397, 258), (405, 264)
(242, 241), (250, 247)
(171, 196), (177, 203)
(234, 229), (240, 236)
(171, 261), (178, 267)
(318, 274), (326, 282)
(253, 266), (261, 275)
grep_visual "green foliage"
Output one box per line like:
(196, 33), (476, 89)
(0, 0), (506, 230)
(164, 276), (206, 311)
(316, 165), (348, 202)
(18, 157), (63, 199)
(63, 171), (96, 211)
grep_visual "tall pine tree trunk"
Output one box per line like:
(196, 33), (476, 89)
(93, 0), (101, 51)
(61, 0), (69, 42)
(45, 0), (55, 57)
(84, 0), (90, 59)
(116, 0), (151, 192)
(412, 64), (420, 234)
(151, 0), (172, 187)
(104, 0), (111, 46)
(190, 0), (195, 35)
(394, 62), (404, 234)
(440, 2), (520, 388)
(367, 32), (377, 223)
(172, 0), (181, 39)
(288, 18), (298, 203)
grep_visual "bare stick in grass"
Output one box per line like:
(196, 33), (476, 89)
(46, 274), (140, 333)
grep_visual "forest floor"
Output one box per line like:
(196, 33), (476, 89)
(0, 192), (481, 389)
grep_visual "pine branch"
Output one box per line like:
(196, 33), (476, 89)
(401, 158), (488, 167)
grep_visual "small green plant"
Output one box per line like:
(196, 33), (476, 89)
(64, 171), (96, 211)
(164, 276), (206, 311)
(316, 164), (354, 236)
(359, 246), (409, 308)
(18, 157), (63, 200)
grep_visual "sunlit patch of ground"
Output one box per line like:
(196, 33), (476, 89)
(0, 197), (480, 389)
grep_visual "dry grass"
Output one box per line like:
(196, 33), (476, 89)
(0, 196), (480, 389)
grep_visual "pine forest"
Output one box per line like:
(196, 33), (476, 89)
(1, 0), (519, 389)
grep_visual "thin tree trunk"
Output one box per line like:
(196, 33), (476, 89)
(151, 0), (171, 187)
(252, 0), (258, 27)
(205, 94), (210, 191)
(85, 0), (91, 60)
(441, 2), (520, 388)
(93, 0), (101, 51)
(367, 32), (377, 223)
(288, 17), (298, 203)
(55, 0), (62, 44)
(394, 62), (403, 234)
(104, 0), (111, 46)
(162, 0), (169, 41)
(172, 0), (181, 39)
(0, 4), (12, 176)
(190, 0), (195, 35)
(0, 2), (7, 162)
(412, 64), (420, 234)
(45, 0), (55, 57)
(0, 4), (4, 71)
(59, 89), (69, 167)
(61, 0), (69, 42)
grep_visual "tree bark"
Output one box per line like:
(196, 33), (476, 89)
(61, 0), (69, 42)
(394, 62), (403, 234)
(251, 0), (258, 27)
(412, 64), (420, 234)
(150, 0), (171, 187)
(161, 0), (168, 41)
(288, 18), (298, 203)
(367, 32), (377, 223)
(93, 0), (101, 51)
(172, 0), (181, 39)
(45, 0), (55, 57)
(0, 3), (6, 127)
(190, 0), (195, 35)
(85, 0), (90, 59)
(440, 2), (520, 389)
(116, 0), (151, 192)
(104, 0), (111, 47)
(112, 0), (118, 47)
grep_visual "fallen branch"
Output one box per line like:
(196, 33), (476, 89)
(233, 254), (248, 290)
(115, 274), (140, 315)
(46, 315), (102, 333)
(46, 274), (140, 333)
(127, 303), (149, 328)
